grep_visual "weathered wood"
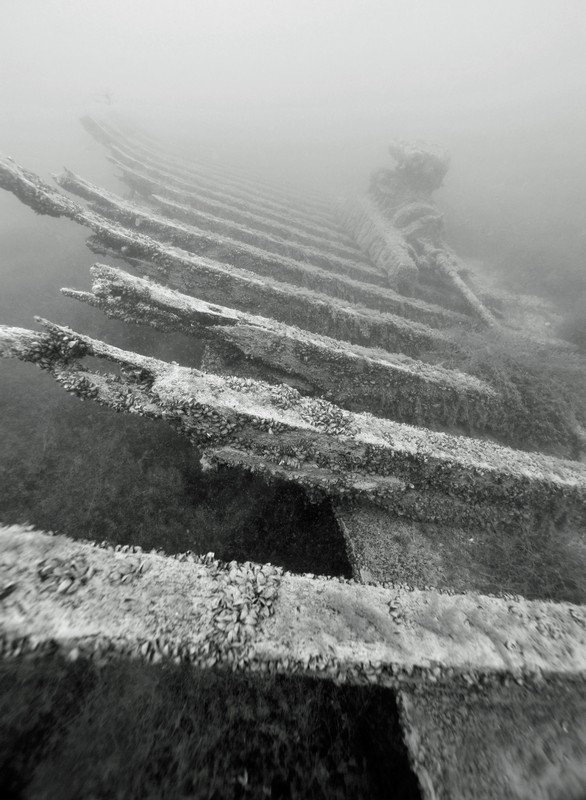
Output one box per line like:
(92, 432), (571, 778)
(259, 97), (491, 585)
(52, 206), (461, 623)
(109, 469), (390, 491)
(2, 525), (585, 687)
(0, 155), (457, 356)
(152, 192), (383, 282)
(58, 167), (386, 285)
(87, 235), (456, 356)
(333, 497), (586, 603)
(399, 682), (586, 800)
(56, 168), (469, 326)
(3, 119), (584, 799)
(112, 157), (365, 259)
(359, 141), (499, 326)
(424, 245), (498, 327)
(4, 523), (584, 799)
(341, 196), (419, 288)
(102, 135), (343, 238)
(2, 321), (585, 555)
(63, 265), (508, 440)
(82, 116), (334, 217)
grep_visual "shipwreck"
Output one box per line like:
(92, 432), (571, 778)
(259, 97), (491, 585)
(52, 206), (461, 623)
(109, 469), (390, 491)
(1, 118), (585, 798)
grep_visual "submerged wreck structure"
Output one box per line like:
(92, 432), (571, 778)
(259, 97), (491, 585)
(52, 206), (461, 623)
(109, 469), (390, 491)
(1, 119), (585, 798)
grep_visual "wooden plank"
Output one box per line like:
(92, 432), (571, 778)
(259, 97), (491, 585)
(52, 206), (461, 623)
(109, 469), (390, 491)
(112, 157), (365, 259)
(103, 136), (342, 235)
(153, 192), (383, 281)
(63, 265), (504, 440)
(2, 525), (585, 686)
(342, 196), (419, 288)
(0, 155), (456, 356)
(56, 168), (469, 326)
(58, 167), (386, 285)
(81, 115), (334, 216)
(2, 320), (585, 546)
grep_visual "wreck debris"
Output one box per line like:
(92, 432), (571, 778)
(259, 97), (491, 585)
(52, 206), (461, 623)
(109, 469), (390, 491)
(2, 521), (585, 800)
(106, 143), (349, 247)
(55, 167), (469, 322)
(0, 154), (462, 357)
(81, 115), (335, 221)
(340, 196), (419, 289)
(4, 522), (585, 799)
(344, 139), (498, 325)
(152, 191), (382, 278)
(1, 116), (586, 798)
(63, 264), (510, 440)
(426, 245), (497, 327)
(1, 318), (585, 602)
(2, 524), (585, 683)
(109, 153), (360, 256)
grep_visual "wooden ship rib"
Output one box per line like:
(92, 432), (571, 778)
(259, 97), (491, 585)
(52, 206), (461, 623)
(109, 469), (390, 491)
(1, 119), (585, 798)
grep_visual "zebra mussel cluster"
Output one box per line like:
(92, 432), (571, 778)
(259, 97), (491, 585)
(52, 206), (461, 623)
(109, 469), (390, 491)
(300, 397), (356, 436)
(25, 546), (283, 670)
(199, 556), (283, 668)
(0, 627), (546, 692)
(182, 398), (243, 440)
(3, 530), (564, 691)
(24, 329), (88, 370)
(37, 554), (95, 596)
(119, 363), (155, 388)
(127, 556), (281, 668)
(107, 555), (150, 585)
(53, 370), (100, 401)
(0, 634), (59, 660)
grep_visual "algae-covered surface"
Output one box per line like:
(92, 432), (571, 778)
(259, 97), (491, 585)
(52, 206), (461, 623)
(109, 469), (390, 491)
(0, 657), (420, 800)
(334, 499), (586, 603)
(400, 680), (586, 800)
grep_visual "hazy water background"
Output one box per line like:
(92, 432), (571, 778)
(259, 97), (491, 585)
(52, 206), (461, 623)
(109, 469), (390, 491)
(1, 0), (585, 559)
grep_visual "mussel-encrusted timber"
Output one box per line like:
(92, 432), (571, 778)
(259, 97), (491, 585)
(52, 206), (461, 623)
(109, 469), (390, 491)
(341, 196), (420, 287)
(1, 320), (586, 546)
(55, 167), (469, 325)
(4, 523), (584, 800)
(69, 264), (584, 459)
(343, 196), (498, 326)
(0, 155), (460, 357)
(64, 265), (509, 441)
(150, 190), (386, 282)
(358, 139), (498, 326)
(108, 155), (366, 257)
(58, 167), (383, 286)
(2, 524), (584, 683)
(151, 190), (385, 282)
(104, 138), (346, 243)
(81, 115), (334, 218)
